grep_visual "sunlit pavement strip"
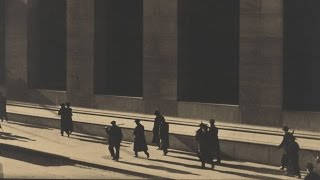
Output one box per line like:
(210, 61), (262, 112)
(0, 121), (302, 179)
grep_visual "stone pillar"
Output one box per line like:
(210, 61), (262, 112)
(143, 0), (178, 116)
(5, 0), (28, 99)
(66, 0), (94, 107)
(239, 0), (283, 126)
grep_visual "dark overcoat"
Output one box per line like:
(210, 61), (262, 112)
(286, 141), (300, 176)
(133, 123), (148, 152)
(159, 121), (169, 149)
(65, 107), (74, 131)
(58, 107), (68, 131)
(195, 128), (212, 163)
(106, 125), (123, 145)
(0, 95), (6, 117)
(152, 115), (164, 144)
(208, 126), (220, 156)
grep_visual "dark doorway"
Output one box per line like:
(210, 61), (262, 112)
(0, 0), (4, 85)
(178, 0), (239, 105)
(27, 0), (66, 91)
(284, 0), (320, 111)
(94, 0), (143, 97)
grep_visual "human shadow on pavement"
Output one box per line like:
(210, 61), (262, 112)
(8, 121), (53, 130)
(166, 154), (199, 162)
(148, 158), (202, 169)
(0, 132), (35, 142)
(0, 143), (170, 179)
(169, 149), (197, 156)
(70, 135), (130, 148)
(214, 169), (282, 180)
(218, 162), (284, 176)
(118, 161), (198, 175)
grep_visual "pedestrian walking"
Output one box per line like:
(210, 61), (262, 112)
(195, 123), (214, 169)
(133, 119), (149, 158)
(208, 119), (221, 164)
(159, 118), (169, 155)
(152, 110), (164, 149)
(58, 103), (69, 137)
(286, 133), (301, 178)
(304, 163), (320, 180)
(278, 126), (290, 170)
(105, 121), (123, 161)
(65, 102), (74, 135)
(0, 92), (7, 122)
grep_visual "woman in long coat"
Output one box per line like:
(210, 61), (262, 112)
(195, 123), (214, 169)
(58, 103), (69, 137)
(65, 102), (74, 135)
(286, 133), (301, 178)
(133, 119), (149, 158)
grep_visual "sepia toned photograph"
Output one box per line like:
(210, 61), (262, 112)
(0, 0), (319, 179)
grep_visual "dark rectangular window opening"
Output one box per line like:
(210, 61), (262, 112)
(94, 0), (143, 97)
(27, 0), (66, 91)
(178, 0), (239, 105)
(284, 0), (320, 111)
(0, 0), (5, 85)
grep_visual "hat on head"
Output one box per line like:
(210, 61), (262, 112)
(60, 103), (65, 107)
(282, 126), (289, 131)
(210, 119), (215, 124)
(154, 110), (160, 115)
(111, 121), (116, 125)
(135, 119), (140, 123)
(306, 162), (314, 170)
(66, 102), (71, 106)
(198, 123), (205, 127)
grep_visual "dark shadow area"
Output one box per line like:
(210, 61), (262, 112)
(8, 121), (53, 130)
(215, 169), (282, 180)
(0, 0), (4, 85)
(0, 143), (171, 179)
(148, 158), (202, 169)
(118, 161), (198, 175)
(0, 132), (35, 142)
(169, 149), (197, 156)
(166, 154), (199, 162)
(219, 162), (283, 176)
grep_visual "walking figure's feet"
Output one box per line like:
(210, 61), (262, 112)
(147, 153), (150, 159)
(61, 134), (64, 136)
(211, 164), (215, 169)
(279, 166), (285, 171)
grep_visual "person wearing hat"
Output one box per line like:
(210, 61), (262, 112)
(278, 126), (290, 170)
(208, 119), (221, 164)
(133, 119), (149, 158)
(304, 163), (320, 180)
(105, 121), (123, 161)
(58, 103), (69, 137)
(152, 110), (164, 149)
(65, 102), (74, 136)
(195, 123), (214, 169)
(0, 92), (7, 122)
(286, 133), (301, 178)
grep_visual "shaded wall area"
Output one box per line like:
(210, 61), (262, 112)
(178, 0), (239, 105)
(27, 0), (66, 91)
(284, 0), (320, 111)
(0, 0), (4, 85)
(94, 0), (143, 97)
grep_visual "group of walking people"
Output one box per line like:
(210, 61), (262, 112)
(58, 102), (74, 137)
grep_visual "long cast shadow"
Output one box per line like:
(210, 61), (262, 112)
(118, 160), (198, 175)
(219, 162), (284, 176)
(0, 132), (35, 142)
(8, 121), (53, 130)
(0, 143), (171, 179)
(148, 158), (202, 169)
(215, 169), (282, 180)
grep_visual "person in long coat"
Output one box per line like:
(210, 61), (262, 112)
(0, 92), (7, 122)
(152, 110), (164, 149)
(286, 133), (301, 178)
(159, 118), (169, 155)
(106, 121), (123, 161)
(58, 103), (69, 137)
(133, 119), (149, 158)
(65, 102), (74, 135)
(278, 126), (290, 170)
(208, 119), (221, 164)
(195, 123), (214, 169)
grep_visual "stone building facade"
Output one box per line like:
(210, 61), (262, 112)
(1, 0), (320, 132)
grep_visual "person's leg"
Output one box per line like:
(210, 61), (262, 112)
(144, 150), (150, 158)
(61, 129), (64, 136)
(134, 151), (138, 157)
(109, 144), (116, 159)
(115, 144), (120, 161)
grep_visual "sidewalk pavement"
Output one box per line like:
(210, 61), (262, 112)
(0, 121), (303, 179)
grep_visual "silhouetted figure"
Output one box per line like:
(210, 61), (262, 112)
(133, 119), (149, 158)
(152, 110), (164, 149)
(58, 103), (69, 137)
(65, 102), (74, 135)
(159, 118), (169, 155)
(278, 126), (290, 170)
(305, 163), (320, 180)
(0, 92), (7, 122)
(208, 119), (221, 164)
(286, 133), (301, 178)
(196, 123), (214, 169)
(105, 121), (123, 161)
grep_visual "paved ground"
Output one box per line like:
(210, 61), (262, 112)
(0, 121), (305, 179)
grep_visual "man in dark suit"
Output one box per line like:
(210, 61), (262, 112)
(106, 121), (123, 161)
